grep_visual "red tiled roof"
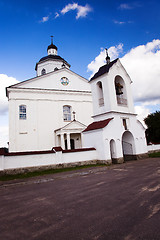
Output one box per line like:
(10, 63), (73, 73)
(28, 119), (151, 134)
(83, 118), (113, 133)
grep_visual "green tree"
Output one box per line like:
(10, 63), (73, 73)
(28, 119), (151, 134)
(144, 111), (160, 144)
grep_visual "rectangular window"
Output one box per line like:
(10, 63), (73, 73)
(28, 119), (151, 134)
(123, 119), (127, 130)
(63, 106), (71, 121)
(19, 105), (26, 120)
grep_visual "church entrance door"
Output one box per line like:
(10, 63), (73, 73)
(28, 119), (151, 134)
(122, 131), (137, 161)
(65, 139), (75, 150)
(70, 139), (75, 149)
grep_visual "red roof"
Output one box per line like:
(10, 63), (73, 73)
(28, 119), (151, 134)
(83, 118), (113, 132)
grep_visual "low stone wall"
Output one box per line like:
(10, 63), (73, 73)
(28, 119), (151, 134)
(1, 159), (109, 176)
(0, 147), (100, 175)
(147, 144), (160, 153)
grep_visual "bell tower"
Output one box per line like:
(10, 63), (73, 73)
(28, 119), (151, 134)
(83, 49), (148, 163)
(89, 50), (135, 121)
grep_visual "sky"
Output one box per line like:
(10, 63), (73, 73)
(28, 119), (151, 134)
(0, 0), (160, 147)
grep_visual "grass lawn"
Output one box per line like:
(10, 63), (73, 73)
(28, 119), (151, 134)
(148, 152), (160, 158)
(0, 164), (108, 182)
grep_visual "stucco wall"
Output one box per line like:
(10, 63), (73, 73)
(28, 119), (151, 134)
(147, 144), (160, 152)
(90, 60), (135, 119)
(83, 114), (148, 161)
(8, 89), (93, 152)
(0, 148), (97, 171)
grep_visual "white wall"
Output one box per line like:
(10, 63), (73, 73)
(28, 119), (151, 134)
(8, 88), (93, 152)
(83, 113), (148, 161)
(147, 144), (160, 152)
(0, 149), (97, 171)
(83, 130), (111, 161)
(37, 60), (69, 76)
(90, 59), (135, 120)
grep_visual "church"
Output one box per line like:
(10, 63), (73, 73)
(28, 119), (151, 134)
(6, 39), (148, 163)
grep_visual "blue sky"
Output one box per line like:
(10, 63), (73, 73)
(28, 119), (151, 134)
(0, 0), (160, 146)
(0, 0), (160, 80)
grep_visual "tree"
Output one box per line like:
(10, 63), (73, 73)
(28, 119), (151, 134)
(144, 111), (160, 144)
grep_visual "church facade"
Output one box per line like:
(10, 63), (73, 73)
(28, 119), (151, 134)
(6, 41), (148, 163)
(6, 40), (93, 153)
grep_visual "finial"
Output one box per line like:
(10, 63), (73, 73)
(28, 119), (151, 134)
(62, 60), (65, 68)
(50, 35), (53, 44)
(105, 48), (108, 56)
(72, 111), (76, 121)
(105, 48), (110, 64)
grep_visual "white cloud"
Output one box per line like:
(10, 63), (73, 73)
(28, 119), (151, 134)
(76, 4), (92, 19)
(0, 126), (8, 147)
(55, 12), (60, 19)
(114, 20), (133, 25)
(119, 3), (133, 9)
(114, 20), (125, 25)
(0, 74), (18, 147)
(87, 44), (123, 78)
(61, 3), (78, 14)
(121, 39), (160, 104)
(40, 16), (49, 23)
(0, 74), (19, 115)
(61, 3), (92, 19)
(134, 105), (150, 124)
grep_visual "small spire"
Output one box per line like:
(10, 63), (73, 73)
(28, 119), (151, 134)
(50, 35), (53, 44)
(62, 60), (65, 68)
(72, 111), (76, 121)
(105, 48), (110, 64)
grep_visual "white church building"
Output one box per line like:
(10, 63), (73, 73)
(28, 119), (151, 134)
(6, 39), (148, 165)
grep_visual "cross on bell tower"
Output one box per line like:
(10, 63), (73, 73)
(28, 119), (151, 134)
(105, 48), (110, 65)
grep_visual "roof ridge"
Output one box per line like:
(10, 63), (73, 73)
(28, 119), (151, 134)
(90, 58), (119, 81)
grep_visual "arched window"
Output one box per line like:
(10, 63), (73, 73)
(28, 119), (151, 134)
(97, 81), (104, 107)
(19, 105), (26, 120)
(63, 105), (71, 121)
(41, 68), (46, 75)
(115, 76), (127, 106)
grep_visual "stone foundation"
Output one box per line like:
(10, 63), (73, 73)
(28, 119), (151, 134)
(112, 157), (124, 164)
(0, 159), (110, 176)
(136, 153), (149, 159)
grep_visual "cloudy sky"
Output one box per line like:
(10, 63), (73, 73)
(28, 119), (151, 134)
(0, 0), (160, 147)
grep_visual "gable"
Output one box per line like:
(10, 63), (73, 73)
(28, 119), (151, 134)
(8, 68), (91, 92)
(89, 59), (132, 84)
(55, 120), (87, 132)
(90, 59), (119, 81)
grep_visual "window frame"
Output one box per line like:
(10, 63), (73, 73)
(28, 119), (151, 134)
(63, 105), (71, 121)
(19, 105), (27, 120)
(41, 68), (46, 75)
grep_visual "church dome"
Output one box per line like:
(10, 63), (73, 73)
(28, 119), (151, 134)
(47, 43), (58, 51)
(35, 37), (71, 74)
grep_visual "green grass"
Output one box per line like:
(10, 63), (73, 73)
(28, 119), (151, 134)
(0, 164), (108, 182)
(148, 152), (160, 158)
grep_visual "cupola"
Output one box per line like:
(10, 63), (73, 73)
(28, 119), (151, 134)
(47, 36), (58, 55)
(35, 36), (71, 76)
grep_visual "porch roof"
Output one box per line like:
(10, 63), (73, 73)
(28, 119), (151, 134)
(83, 118), (113, 133)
